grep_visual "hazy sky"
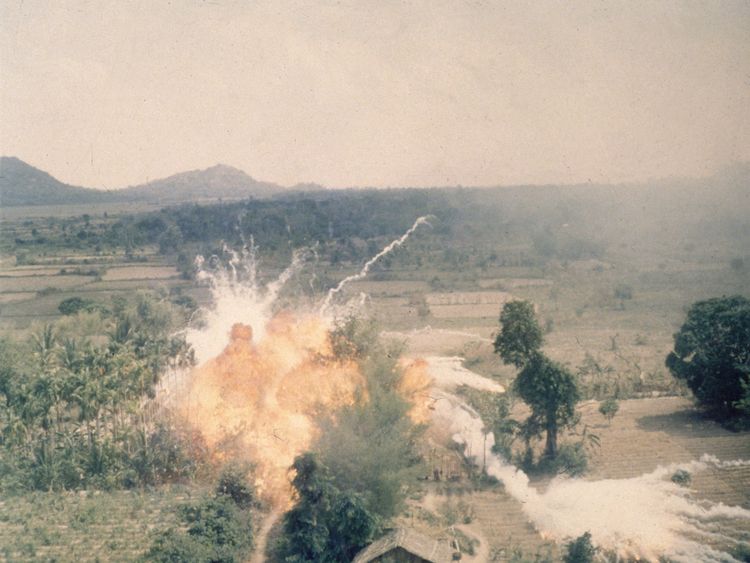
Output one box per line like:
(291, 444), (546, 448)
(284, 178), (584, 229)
(1, 1), (749, 189)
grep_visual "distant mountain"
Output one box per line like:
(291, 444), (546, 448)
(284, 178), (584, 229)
(117, 164), (285, 203)
(0, 159), (287, 206)
(0, 156), (110, 206)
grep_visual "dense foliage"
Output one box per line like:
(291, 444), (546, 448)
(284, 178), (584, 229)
(494, 300), (544, 368)
(563, 532), (596, 563)
(277, 453), (377, 563)
(666, 295), (750, 420)
(0, 294), (199, 491)
(145, 467), (255, 563)
(5, 186), (619, 278)
(318, 317), (424, 519)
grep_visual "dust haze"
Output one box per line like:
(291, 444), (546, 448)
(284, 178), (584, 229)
(1, 1), (749, 188)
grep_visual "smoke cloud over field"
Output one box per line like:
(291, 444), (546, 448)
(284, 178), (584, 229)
(428, 367), (750, 562)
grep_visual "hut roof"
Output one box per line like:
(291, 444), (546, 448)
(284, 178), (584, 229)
(352, 528), (454, 563)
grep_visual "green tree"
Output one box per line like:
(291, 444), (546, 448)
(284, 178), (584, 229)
(563, 532), (596, 563)
(666, 295), (750, 420)
(598, 398), (619, 423)
(494, 301), (544, 368)
(279, 453), (378, 563)
(515, 354), (580, 459)
(495, 301), (580, 459)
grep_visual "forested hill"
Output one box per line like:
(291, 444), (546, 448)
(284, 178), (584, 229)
(0, 157), (110, 206)
(116, 164), (287, 203)
(0, 158), (288, 206)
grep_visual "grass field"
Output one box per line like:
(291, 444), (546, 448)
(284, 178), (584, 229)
(0, 487), (197, 562)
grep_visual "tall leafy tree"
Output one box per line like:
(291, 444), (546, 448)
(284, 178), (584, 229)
(319, 317), (423, 519)
(494, 300), (544, 367)
(514, 353), (580, 458)
(495, 301), (580, 458)
(666, 295), (750, 419)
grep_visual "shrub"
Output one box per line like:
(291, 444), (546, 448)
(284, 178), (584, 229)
(58, 297), (94, 316)
(144, 529), (213, 562)
(563, 531), (596, 563)
(183, 497), (252, 555)
(553, 443), (588, 477)
(216, 463), (255, 510)
(598, 398), (619, 423)
(37, 286), (62, 297)
(614, 284), (633, 300)
(733, 542), (750, 562)
(147, 495), (253, 563)
(670, 469), (691, 487)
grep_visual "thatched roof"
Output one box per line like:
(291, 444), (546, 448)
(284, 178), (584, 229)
(352, 528), (454, 563)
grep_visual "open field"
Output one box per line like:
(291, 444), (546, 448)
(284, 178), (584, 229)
(0, 202), (166, 221)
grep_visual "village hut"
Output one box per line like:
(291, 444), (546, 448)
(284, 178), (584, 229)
(351, 528), (455, 563)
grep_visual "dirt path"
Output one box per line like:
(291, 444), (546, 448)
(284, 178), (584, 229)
(250, 510), (282, 563)
(455, 522), (490, 562)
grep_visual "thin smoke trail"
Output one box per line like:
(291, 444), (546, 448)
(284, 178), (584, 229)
(321, 216), (430, 311)
(261, 249), (306, 309)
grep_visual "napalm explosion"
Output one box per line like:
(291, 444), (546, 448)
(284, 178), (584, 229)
(164, 219), (749, 562)
(170, 218), (432, 507)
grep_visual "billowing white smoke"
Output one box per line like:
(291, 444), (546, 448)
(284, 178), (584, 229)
(185, 245), (305, 365)
(427, 358), (750, 562)
(188, 216), (430, 363)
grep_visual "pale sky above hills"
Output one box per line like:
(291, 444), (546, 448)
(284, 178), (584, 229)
(1, 1), (749, 189)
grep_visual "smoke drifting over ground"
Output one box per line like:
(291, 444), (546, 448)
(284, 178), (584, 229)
(428, 362), (750, 562)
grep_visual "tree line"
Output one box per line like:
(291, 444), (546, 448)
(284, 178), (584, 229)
(0, 293), (198, 491)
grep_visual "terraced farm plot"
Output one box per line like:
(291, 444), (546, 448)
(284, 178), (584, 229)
(101, 266), (178, 281)
(0, 293), (35, 304)
(0, 488), (196, 562)
(0, 275), (92, 293)
(0, 268), (66, 277)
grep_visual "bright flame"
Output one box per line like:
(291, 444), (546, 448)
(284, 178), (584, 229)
(398, 358), (435, 425)
(174, 222), (431, 507)
(181, 315), (364, 506)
